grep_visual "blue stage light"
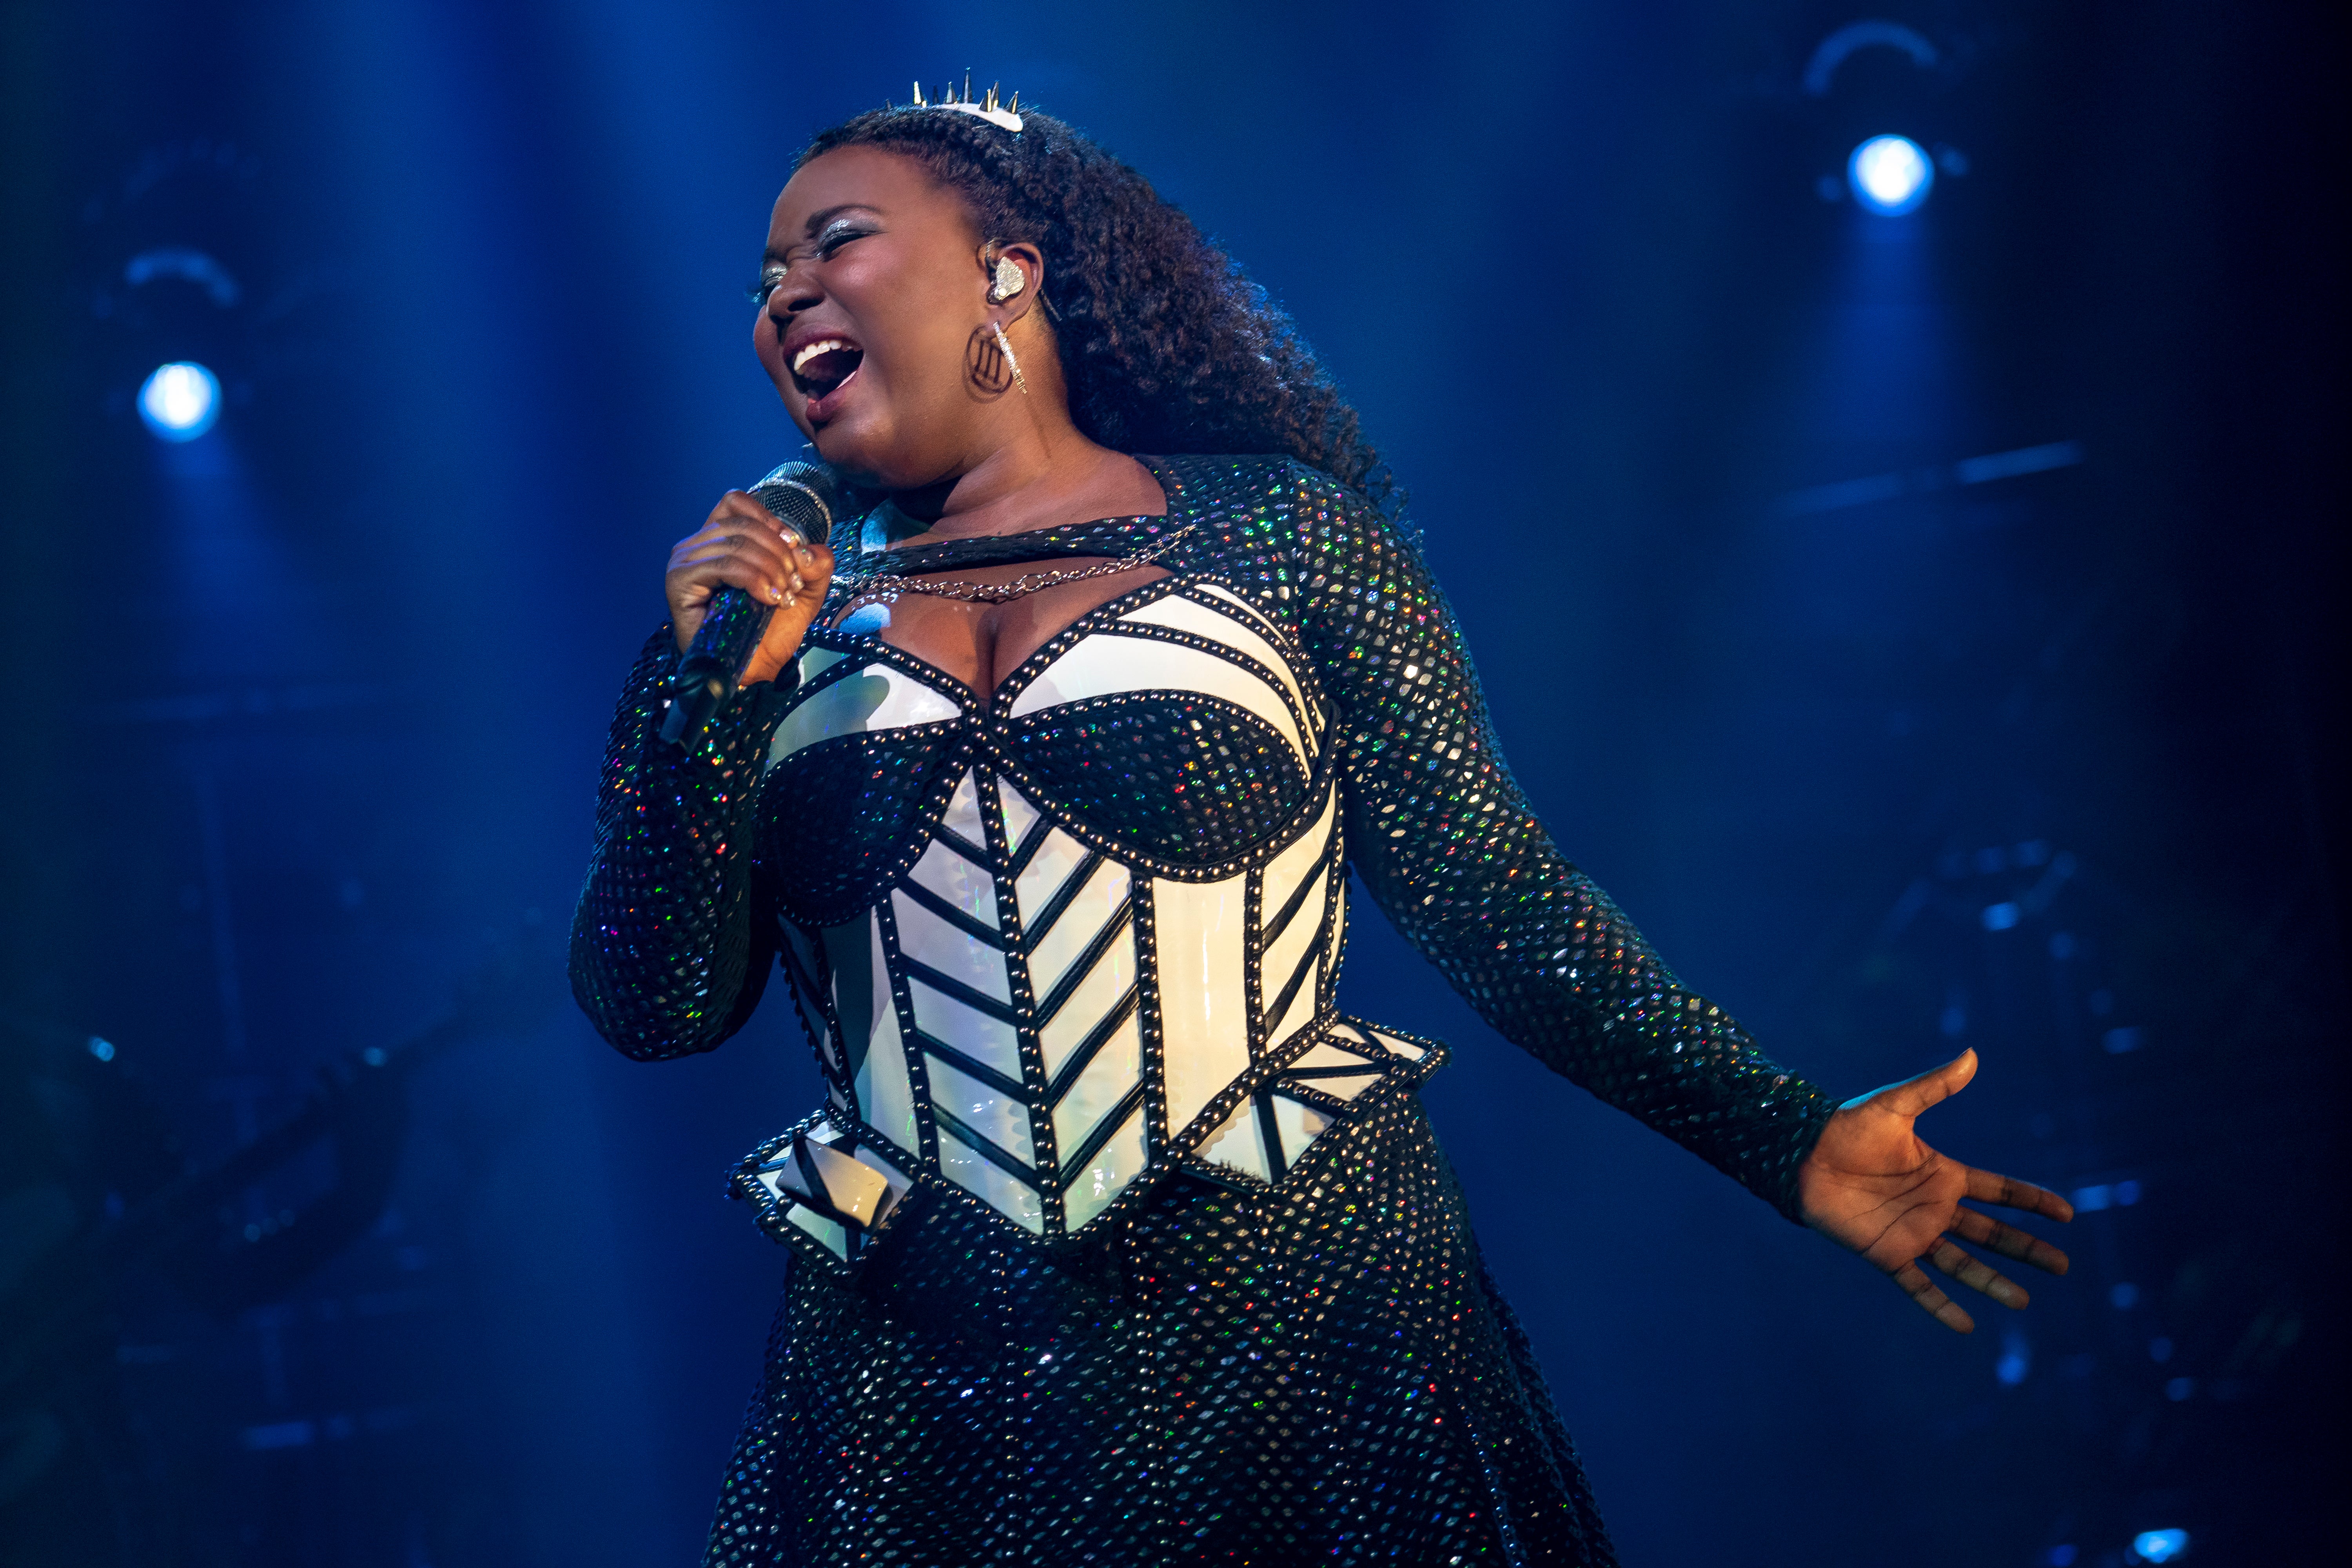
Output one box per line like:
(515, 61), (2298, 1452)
(1995, 1328), (2030, 1385)
(1848, 135), (1935, 215)
(139, 361), (220, 441)
(2132, 1528), (2189, 1563)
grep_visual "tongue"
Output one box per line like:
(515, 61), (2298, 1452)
(802, 348), (862, 394)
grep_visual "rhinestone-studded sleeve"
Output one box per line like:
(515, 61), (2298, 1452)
(568, 626), (790, 1062)
(1283, 470), (1835, 1219)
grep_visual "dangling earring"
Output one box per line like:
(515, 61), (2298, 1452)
(976, 249), (1029, 394)
(991, 321), (1029, 396)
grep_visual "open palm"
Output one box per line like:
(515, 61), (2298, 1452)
(1797, 1049), (2073, 1332)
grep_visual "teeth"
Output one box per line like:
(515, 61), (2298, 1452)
(792, 338), (854, 376)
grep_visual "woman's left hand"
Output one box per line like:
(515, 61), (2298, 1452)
(1795, 1048), (2073, 1332)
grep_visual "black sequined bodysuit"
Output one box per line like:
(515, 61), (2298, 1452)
(570, 455), (1835, 1566)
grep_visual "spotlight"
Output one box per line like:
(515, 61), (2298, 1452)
(2130, 1529), (2189, 1563)
(1847, 135), (1935, 215)
(138, 361), (220, 441)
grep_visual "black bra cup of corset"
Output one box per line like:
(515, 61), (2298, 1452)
(998, 694), (1310, 868)
(759, 690), (1313, 924)
(758, 726), (972, 927)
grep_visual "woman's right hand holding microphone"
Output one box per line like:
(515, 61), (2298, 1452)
(663, 490), (838, 688)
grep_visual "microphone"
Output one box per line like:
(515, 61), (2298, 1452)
(658, 461), (860, 748)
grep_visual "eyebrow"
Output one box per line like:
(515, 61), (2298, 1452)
(762, 204), (884, 264)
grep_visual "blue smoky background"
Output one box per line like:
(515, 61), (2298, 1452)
(0, 3), (2339, 1565)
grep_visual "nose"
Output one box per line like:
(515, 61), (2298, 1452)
(767, 269), (823, 338)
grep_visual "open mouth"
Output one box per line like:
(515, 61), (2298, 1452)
(789, 337), (864, 401)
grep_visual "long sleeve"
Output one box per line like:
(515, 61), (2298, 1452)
(1284, 470), (1835, 1220)
(568, 627), (792, 1061)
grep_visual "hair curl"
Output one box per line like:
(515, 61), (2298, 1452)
(799, 105), (1393, 511)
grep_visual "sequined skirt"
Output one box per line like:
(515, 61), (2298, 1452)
(701, 1088), (1616, 1566)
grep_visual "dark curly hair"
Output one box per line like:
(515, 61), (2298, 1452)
(799, 103), (1394, 511)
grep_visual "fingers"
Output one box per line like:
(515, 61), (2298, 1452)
(1844, 1047), (1978, 1118)
(664, 491), (837, 657)
(674, 523), (796, 583)
(1889, 1258), (1976, 1334)
(668, 517), (825, 610)
(739, 537), (838, 688)
(1964, 1166), (2075, 1224)
(1926, 1236), (2029, 1309)
(676, 544), (799, 604)
(1948, 1205), (2072, 1277)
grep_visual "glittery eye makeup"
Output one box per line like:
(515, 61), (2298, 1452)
(751, 208), (884, 304)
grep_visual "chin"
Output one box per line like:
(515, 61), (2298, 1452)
(806, 420), (904, 490)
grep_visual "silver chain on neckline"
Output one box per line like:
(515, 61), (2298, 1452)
(830, 524), (1196, 616)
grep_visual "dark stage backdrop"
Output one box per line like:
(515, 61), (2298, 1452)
(1, 2), (2341, 1565)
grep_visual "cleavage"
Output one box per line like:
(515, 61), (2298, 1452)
(847, 559), (1171, 696)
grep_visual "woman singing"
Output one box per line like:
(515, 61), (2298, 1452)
(570, 85), (2072, 1566)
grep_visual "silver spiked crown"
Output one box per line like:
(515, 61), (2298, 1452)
(900, 73), (1024, 132)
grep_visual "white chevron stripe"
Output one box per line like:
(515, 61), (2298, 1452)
(797, 646), (850, 684)
(821, 913), (890, 1054)
(1194, 582), (1285, 638)
(1121, 594), (1311, 748)
(1060, 1104), (1147, 1230)
(923, 1052), (1034, 1165)
(783, 1202), (849, 1258)
(778, 923), (835, 1070)
(1008, 637), (1305, 767)
(1049, 1013), (1142, 1156)
(1292, 1040), (1379, 1070)
(941, 769), (986, 846)
(1289, 1063), (1381, 1102)
(1260, 786), (1338, 942)
(771, 662), (960, 762)
(1195, 1098), (1270, 1185)
(1153, 873), (1252, 1133)
(1268, 960), (1320, 1053)
(1270, 1093), (1332, 1166)
(1014, 828), (1091, 931)
(906, 977), (1021, 1079)
(1260, 872), (1327, 1027)
(889, 891), (1009, 1000)
(936, 1126), (1043, 1233)
(1038, 932), (1137, 1078)
(996, 777), (1042, 851)
(1027, 860), (1129, 996)
(821, 913), (917, 1152)
(906, 836), (997, 926)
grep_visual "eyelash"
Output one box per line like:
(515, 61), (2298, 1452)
(747, 226), (869, 303)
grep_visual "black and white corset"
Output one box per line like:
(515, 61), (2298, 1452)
(733, 571), (1439, 1270)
